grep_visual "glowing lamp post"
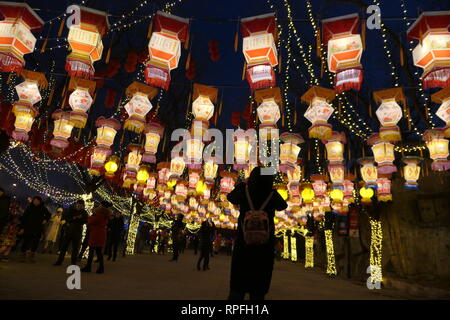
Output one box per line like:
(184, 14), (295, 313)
(322, 14), (363, 93)
(431, 87), (450, 138)
(402, 156), (422, 190)
(358, 157), (378, 188)
(367, 133), (397, 175)
(191, 83), (218, 138)
(0, 2), (43, 72)
(407, 12), (450, 89)
(279, 133), (304, 173)
(146, 11), (189, 90)
(241, 13), (278, 90)
(143, 122), (164, 163)
(423, 128), (450, 171)
(66, 6), (109, 79)
(12, 70), (47, 142)
(50, 110), (74, 150)
(124, 82), (158, 134)
(301, 86), (336, 140)
(373, 88), (405, 143)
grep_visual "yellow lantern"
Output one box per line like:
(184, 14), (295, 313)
(301, 186), (315, 204)
(196, 179), (207, 196)
(104, 155), (120, 178)
(137, 165), (151, 185)
(276, 184), (289, 201)
(0, 2), (43, 72)
(280, 133), (304, 172)
(143, 122), (164, 163)
(170, 154), (186, 180)
(68, 77), (96, 128)
(423, 129), (450, 171)
(50, 110), (74, 150)
(373, 88), (405, 142)
(358, 157), (378, 188)
(359, 186), (374, 205)
(330, 188), (344, 202)
(95, 117), (121, 148)
(66, 6), (109, 79)
(300, 86), (336, 140)
(124, 82), (158, 134)
(203, 160), (218, 185)
(402, 156), (422, 190)
(432, 87), (450, 138)
(368, 133), (397, 175)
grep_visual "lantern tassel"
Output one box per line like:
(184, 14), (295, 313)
(316, 27), (322, 58)
(186, 51), (191, 70)
(47, 88), (55, 106)
(184, 27), (190, 50)
(400, 47), (404, 66)
(242, 62), (247, 81)
(361, 19), (366, 49)
(147, 21), (153, 39)
(234, 32), (239, 52)
(40, 38), (48, 53)
(278, 54), (282, 74)
(369, 103), (372, 118)
(58, 17), (66, 37)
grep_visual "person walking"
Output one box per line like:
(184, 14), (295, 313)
(149, 228), (157, 253)
(106, 211), (124, 261)
(157, 230), (167, 255)
(196, 219), (213, 271)
(169, 214), (185, 262)
(81, 201), (111, 274)
(54, 200), (88, 266)
(192, 233), (200, 255)
(0, 187), (11, 234)
(17, 196), (51, 263)
(226, 166), (287, 300)
(43, 208), (64, 254)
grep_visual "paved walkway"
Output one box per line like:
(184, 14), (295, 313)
(0, 251), (412, 300)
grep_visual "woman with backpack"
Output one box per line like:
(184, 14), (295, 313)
(227, 166), (287, 300)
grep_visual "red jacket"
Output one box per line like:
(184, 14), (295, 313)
(87, 207), (111, 247)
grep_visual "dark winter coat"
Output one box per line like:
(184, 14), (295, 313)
(227, 167), (287, 295)
(62, 206), (89, 236)
(87, 207), (111, 247)
(108, 216), (124, 240)
(198, 221), (214, 250)
(19, 203), (51, 235)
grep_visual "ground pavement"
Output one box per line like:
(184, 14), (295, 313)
(0, 250), (415, 300)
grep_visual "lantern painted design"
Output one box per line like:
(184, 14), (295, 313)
(89, 147), (110, 176)
(376, 177), (392, 202)
(90, 117), (120, 175)
(104, 155), (120, 178)
(423, 128), (450, 171)
(0, 2), (43, 72)
(146, 11), (189, 90)
(431, 87), (450, 137)
(66, 6), (109, 79)
(188, 169), (201, 193)
(233, 129), (254, 170)
(185, 137), (204, 169)
(402, 156), (422, 190)
(123, 82), (158, 133)
(220, 171), (237, 194)
(191, 83), (218, 137)
(157, 162), (170, 185)
(170, 155), (186, 181)
(175, 181), (188, 201)
(311, 175), (328, 199)
(142, 122), (164, 163)
(255, 87), (282, 134)
(373, 88), (405, 142)
(301, 86), (336, 140)
(343, 176), (355, 204)
(203, 159), (218, 185)
(358, 157), (378, 188)
(322, 14), (363, 93)
(67, 77), (96, 128)
(143, 173), (157, 200)
(407, 11), (450, 89)
(324, 132), (346, 187)
(123, 144), (143, 189)
(241, 13), (278, 90)
(367, 133), (397, 175)
(50, 110), (74, 150)
(279, 133), (304, 172)
(12, 70), (47, 142)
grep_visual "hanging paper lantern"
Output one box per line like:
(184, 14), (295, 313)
(367, 133), (397, 175)
(50, 110), (74, 150)
(330, 188), (344, 203)
(146, 11), (189, 90)
(324, 131), (346, 187)
(322, 14), (363, 93)
(66, 6), (109, 79)
(124, 82), (158, 134)
(373, 88), (405, 142)
(11, 70), (47, 142)
(143, 173), (157, 200)
(95, 117), (120, 148)
(104, 155), (120, 178)
(402, 156), (422, 190)
(423, 128), (450, 171)
(143, 122), (164, 163)
(358, 157), (378, 188)
(233, 129), (254, 170)
(240, 13), (277, 90)
(185, 137), (204, 169)
(188, 169), (201, 193)
(301, 185), (315, 204)
(89, 147), (110, 176)
(311, 174), (328, 200)
(254, 87), (281, 135)
(279, 133), (304, 172)
(376, 177), (392, 202)
(175, 181), (188, 201)
(0, 2), (43, 73)
(191, 83), (218, 137)
(203, 159), (218, 185)
(157, 162), (170, 185)
(359, 186), (374, 205)
(170, 146), (186, 180)
(407, 12), (450, 89)
(67, 77), (96, 128)
(123, 144), (143, 189)
(301, 86), (336, 140)
(343, 176), (355, 205)
(431, 87), (450, 138)
(219, 171), (237, 194)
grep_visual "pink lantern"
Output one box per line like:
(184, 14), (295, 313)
(220, 171), (237, 194)
(95, 117), (121, 148)
(188, 169), (201, 192)
(376, 177), (392, 202)
(311, 174), (328, 199)
(124, 82), (158, 134)
(50, 110), (74, 150)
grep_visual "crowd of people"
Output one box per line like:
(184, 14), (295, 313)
(0, 166), (288, 300)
